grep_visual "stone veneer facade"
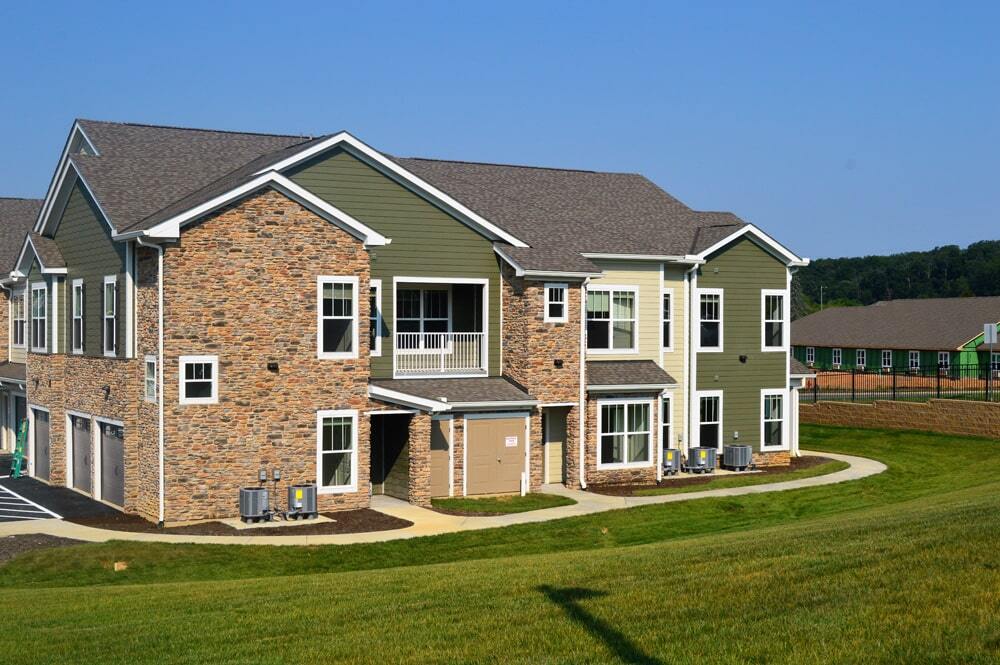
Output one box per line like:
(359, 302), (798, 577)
(584, 392), (661, 486)
(157, 190), (373, 522)
(0, 288), (8, 360)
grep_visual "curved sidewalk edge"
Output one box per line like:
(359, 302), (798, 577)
(0, 450), (885, 547)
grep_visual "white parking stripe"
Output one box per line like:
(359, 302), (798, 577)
(0, 507), (51, 514)
(0, 484), (61, 519)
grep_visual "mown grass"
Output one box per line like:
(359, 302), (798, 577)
(431, 492), (576, 514)
(633, 457), (849, 496)
(0, 425), (997, 664)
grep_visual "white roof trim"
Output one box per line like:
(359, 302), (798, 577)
(369, 385), (450, 413)
(13, 234), (65, 276)
(695, 224), (809, 267)
(449, 399), (540, 411)
(133, 171), (389, 246)
(258, 131), (528, 248)
(34, 122), (100, 233)
(34, 159), (118, 238)
(582, 253), (705, 264)
(493, 245), (602, 279)
(587, 383), (676, 392)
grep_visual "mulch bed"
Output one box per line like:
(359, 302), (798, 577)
(0, 534), (84, 563)
(588, 455), (834, 497)
(64, 509), (412, 537)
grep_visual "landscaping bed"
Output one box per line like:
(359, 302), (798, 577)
(0, 534), (83, 564)
(589, 455), (847, 496)
(431, 492), (576, 516)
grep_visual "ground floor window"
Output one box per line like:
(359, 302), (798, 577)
(761, 391), (785, 449)
(179, 355), (218, 405)
(317, 410), (357, 491)
(698, 393), (722, 449)
(598, 400), (651, 467)
(882, 350), (893, 369)
(806, 347), (815, 364)
(856, 349), (866, 368)
(992, 352), (1000, 371)
(832, 348), (842, 368)
(910, 351), (920, 370)
(660, 397), (671, 452)
(938, 352), (950, 369)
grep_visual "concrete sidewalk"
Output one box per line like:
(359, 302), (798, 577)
(0, 450), (884, 546)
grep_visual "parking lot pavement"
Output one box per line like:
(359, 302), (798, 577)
(0, 481), (61, 522)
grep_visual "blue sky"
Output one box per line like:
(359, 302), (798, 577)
(1, 1), (996, 259)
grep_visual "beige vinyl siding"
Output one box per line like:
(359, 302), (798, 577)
(288, 148), (502, 378)
(661, 264), (687, 447)
(696, 237), (788, 451)
(586, 260), (660, 361)
(51, 181), (126, 358)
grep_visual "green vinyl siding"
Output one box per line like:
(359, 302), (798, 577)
(793, 346), (965, 371)
(697, 237), (787, 451)
(288, 148), (501, 378)
(51, 181), (126, 358)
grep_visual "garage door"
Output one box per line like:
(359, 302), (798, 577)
(100, 422), (125, 508)
(466, 414), (525, 495)
(429, 418), (451, 498)
(32, 409), (50, 482)
(71, 415), (92, 494)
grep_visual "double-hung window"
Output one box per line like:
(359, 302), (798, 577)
(369, 279), (382, 357)
(544, 283), (568, 323)
(856, 349), (866, 369)
(660, 397), (672, 452)
(179, 355), (218, 405)
(586, 287), (637, 352)
(317, 276), (359, 359)
(397, 287), (450, 350)
(699, 393), (722, 449)
(698, 289), (723, 351)
(71, 279), (84, 354)
(806, 346), (815, 365)
(103, 275), (117, 356)
(832, 348), (842, 368)
(598, 400), (651, 468)
(661, 289), (672, 350)
(881, 350), (893, 369)
(761, 391), (785, 449)
(937, 352), (950, 370)
(30, 282), (47, 353)
(317, 410), (358, 492)
(909, 351), (920, 370)
(761, 290), (785, 350)
(11, 289), (26, 347)
(992, 352), (1000, 372)
(144, 356), (157, 402)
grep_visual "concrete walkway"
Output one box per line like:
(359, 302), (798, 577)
(0, 450), (884, 547)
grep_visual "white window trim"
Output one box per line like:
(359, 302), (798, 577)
(909, 351), (920, 370)
(695, 287), (724, 353)
(696, 390), (724, 450)
(661, 287), (674, 352)
(396, 285), (453, 354)
(856, 349), (866, 369)
(596, 397), (654, 470)
(11, 287), (26, 348)
(991, 352), (1000, 371)
(586, 284), (640, 355)
(103, 275), (117, 358)
(29, 281), (47, 353)
(543, 282), (568, 323)
(832, 348), (842, 369)
(806, 346), (815, 365)
(71, 278), (84, 354)
(660, 395), (673, 450)
(760, 289), (788, 352)
(882, 350), (893, 369)
(178, 355), (219, 405)
(316, 409), (359, 494)
(937, 351), (950, 369)
(317, 275), (360, 360)
(760, 389), (789, 451)
(144, 355), (157, 403)
(370, 279), (382, 357)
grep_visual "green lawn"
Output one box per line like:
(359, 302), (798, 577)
(633, 457), (850, 496)
(2, 425), (998, 664)
(431, 492), (576, 514)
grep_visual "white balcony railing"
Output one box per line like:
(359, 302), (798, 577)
(394, 332), (485, 376)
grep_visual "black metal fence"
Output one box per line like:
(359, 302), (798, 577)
(801, 364), (999, 404)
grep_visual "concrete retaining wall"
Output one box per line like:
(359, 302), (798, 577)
(800, 399), (1000, 440)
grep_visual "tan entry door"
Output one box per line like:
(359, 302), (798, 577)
(544, 408), (567, 484)
(466, 414), (525, 495)
(429, 418), (451, 497)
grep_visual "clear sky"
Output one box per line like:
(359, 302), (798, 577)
(1, 1), (996, 259)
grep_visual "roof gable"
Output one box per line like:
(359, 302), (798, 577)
(0, 198), (42, 277)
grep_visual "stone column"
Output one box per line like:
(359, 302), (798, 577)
(407, 412), (432, 507)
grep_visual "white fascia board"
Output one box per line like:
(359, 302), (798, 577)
(34, 122), (90, 233)
(368, 385), (450, 413)
(695, 224), (809, 267)
(493, 246), (602, 279)
(134, 171), (389, 246)
(36, 160), (118, 238)
(259, 131), (528, 248)
(449, 400), (540, 411)
(581, 253), (704, 264)
(587, 383), (675, 393)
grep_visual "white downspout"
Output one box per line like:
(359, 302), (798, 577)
(578, 277), (590, 489)
(138, 237), (165, 525)
(686, 265), (699, 455)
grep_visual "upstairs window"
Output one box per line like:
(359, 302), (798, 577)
(882, 350), (893, 369)
(72, 279), (84, 354)
(103, 276), (117, 356)
(397, 288), (449, 349)
(144, 356), (157, 402)
(11, 289), (26, 347)
(369, 279), (382, 357)
(544, 283), (568, 323)
(179, 355), (218, 405)
(30, 283), (47, 353)
(661, 290), (672, 350)
(698, 290), (723, 351)
(806, 347), (815, 365)
(317, 276), (358, 359)
(856, 349), (866, 368)
(832, 348), (842, 368)
(762, 291), (785, 350)
(587, 287), (637, 352)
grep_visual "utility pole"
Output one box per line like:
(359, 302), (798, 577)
(820, 285), (825, 310)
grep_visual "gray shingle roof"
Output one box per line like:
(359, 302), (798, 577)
(790, 358), (814, 376)
(587, 360), (677, 388)
(370, 377), (535, 405)
(792, 297), (1000, 351)
(28, 232), (65, 269)
(0, 198), (42, 274)
(0, 361), (26, 383)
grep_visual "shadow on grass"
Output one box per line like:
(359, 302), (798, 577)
(537, 585), (663, 664)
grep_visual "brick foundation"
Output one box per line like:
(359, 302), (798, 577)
(801, 399), (1000, 440)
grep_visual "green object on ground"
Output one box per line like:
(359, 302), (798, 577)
(633, 458), (850, 496)
(431, 492), (577, 515)
(9, 419), (27, 479)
